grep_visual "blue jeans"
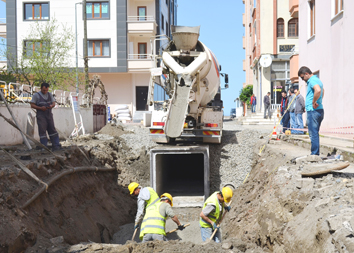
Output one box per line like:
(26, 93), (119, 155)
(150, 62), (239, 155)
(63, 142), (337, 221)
(290, 112), (296, 133)
(281, 111), (290, 131)
(307, 109), (324, 155)
(251, 104), (256, 113)
(294, 113), (304, 134)
(200, 226), (221, 243)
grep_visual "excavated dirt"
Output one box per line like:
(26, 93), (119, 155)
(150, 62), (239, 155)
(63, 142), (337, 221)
(2, 120), (354, 253)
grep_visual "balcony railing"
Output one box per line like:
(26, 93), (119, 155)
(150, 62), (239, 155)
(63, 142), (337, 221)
(127, 16), (155, 22)
(127, 16), (157, 34)
(128, 54), (153, 72)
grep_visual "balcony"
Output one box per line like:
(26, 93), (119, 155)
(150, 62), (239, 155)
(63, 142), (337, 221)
(242, 36), (245, 49)
(127, 16), (157, 35)
(242, 13), (245, 27)
(0, 19), (6, 38)
(128, 54), (153, 72)
(243, 59), (246, 71)
(289, 0), (299, 18)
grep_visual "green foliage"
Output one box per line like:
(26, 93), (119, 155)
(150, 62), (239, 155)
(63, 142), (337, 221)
(0, 67), (16, 83)
(6, 18), (83, 90)
(239, 85), (253, 105)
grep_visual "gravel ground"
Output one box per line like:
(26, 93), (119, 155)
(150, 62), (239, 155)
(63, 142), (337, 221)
(209, 120), (271, 192)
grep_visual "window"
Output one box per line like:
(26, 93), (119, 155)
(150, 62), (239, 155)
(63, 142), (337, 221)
(137, 6), (146, 21)
(166, 0), (168, 5)
(138, 43), (147, 59)
(88, 40), (110, 57)
(333, 0), (343, 16)
(23, 40), (49, 57)
(161, 14), (164, 30)
(166, 22), (169, 35)
(24, 3), (49, 20)
(288, 18), (298, 37)
(86, 2), (109, 19)
(309, 0), (315, 37)
(277, 18), (284, 38)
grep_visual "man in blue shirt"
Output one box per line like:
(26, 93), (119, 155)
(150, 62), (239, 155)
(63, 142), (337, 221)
(298, 66), (325, 155)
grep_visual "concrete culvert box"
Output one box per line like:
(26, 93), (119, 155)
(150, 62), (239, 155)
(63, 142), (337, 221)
(150, 146), (209, 207)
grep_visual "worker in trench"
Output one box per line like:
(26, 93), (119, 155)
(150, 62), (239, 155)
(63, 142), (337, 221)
(199, 187), (233, 243)
(139, 193), (185, 242)
(128, 182), (160, 232)
(30, 82), (62, 151)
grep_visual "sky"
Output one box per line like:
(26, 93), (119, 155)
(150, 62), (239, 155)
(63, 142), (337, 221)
(0, 0), (245, 115)
(177, 0), (245, 115)
(0, 1), (5, 60)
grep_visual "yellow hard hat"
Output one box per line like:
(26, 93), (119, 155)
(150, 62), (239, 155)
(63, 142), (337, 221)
(161, 193), (173, 207)
(128, 182), (139, 195)
(222, 187), (233, 203)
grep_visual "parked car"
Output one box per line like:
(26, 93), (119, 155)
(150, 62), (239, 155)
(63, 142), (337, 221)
(230, 108), (236, 119)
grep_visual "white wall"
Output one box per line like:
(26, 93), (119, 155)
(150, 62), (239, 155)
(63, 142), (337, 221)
(299, 0), (354, 129)
(0, 104), (93, 145)
(17, 0), (118, 68)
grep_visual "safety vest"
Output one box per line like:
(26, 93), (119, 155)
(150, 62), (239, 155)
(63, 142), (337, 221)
(139, 201), (166, 240)
(199, 192), (224, 228)
(145, 187), (160, 208)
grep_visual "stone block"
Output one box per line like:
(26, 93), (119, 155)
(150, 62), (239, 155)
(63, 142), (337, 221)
(326, 215), (342, 233)
(50, 236), (64, 245)
(315, 198), (330, 211)
(296, 155), (322, 164)
(222, 242), (232, 250)
(296, 178), (314, 189)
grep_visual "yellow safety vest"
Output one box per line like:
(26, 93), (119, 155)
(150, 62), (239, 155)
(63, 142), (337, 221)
(199, 192), (224, 228)
(139, 201), (167, 240)
(145, 187), (160, 208)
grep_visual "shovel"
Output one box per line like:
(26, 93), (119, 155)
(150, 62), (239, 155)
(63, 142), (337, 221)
(205, 200), (232, 244)
(131, 227), (138, 241)
(166, 223), (190, 234)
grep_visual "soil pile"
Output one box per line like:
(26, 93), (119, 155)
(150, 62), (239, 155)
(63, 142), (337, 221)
(223, 141), (354, 252)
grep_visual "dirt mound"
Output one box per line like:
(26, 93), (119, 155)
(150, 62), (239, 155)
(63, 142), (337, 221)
(223, 140), (354, 252)
(97, 123), (128, 137)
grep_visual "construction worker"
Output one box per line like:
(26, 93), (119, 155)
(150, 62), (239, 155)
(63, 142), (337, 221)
(30, 82), (61, 151)
(139, 193), (185, 242)
(199, 187), (233, 243)
(128, 182), (160, 232)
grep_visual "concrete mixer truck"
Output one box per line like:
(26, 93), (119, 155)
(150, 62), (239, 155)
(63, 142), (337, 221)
(148, 26), (228, 144)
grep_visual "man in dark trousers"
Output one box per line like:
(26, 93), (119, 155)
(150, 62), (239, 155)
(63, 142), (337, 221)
(263, 92), (271, 119)
(30, 82), (61, 151)
(280, 91), (290, 132)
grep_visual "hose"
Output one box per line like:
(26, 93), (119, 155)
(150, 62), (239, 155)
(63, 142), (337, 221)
(21, 166), (115, 209)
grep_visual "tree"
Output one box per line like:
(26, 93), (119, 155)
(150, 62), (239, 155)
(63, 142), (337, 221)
(239, 85), (253, 105)
(6, 18), (83, 91)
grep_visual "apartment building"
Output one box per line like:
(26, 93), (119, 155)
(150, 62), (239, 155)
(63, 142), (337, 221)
(5, 0), (177, 117)
(298, 0), (354, 129)
(242, 0), (299, 112)
(242, 0), (253, 88)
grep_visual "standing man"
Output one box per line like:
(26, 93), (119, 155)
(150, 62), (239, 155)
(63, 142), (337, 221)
(263, 92), (271, 119)
(199, 187), (233, 243)
(298, 66), (325, 155)
(139, 193), (185, 242)
(30, 82), (61, 151)
(250, 94), (257, 114)
(288, 88), (296, 134)
(128, 182), (160, 232)
(280, 91), (290, 132)
(294, 88), (305, 134)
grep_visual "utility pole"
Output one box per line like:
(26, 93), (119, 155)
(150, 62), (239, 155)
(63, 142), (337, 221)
(83, 0), (89, 91)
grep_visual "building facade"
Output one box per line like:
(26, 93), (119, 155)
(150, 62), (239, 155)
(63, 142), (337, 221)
(298, 0), (354, 129)
(5, 0), (177, 117)
(242, 0), (299, 112)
